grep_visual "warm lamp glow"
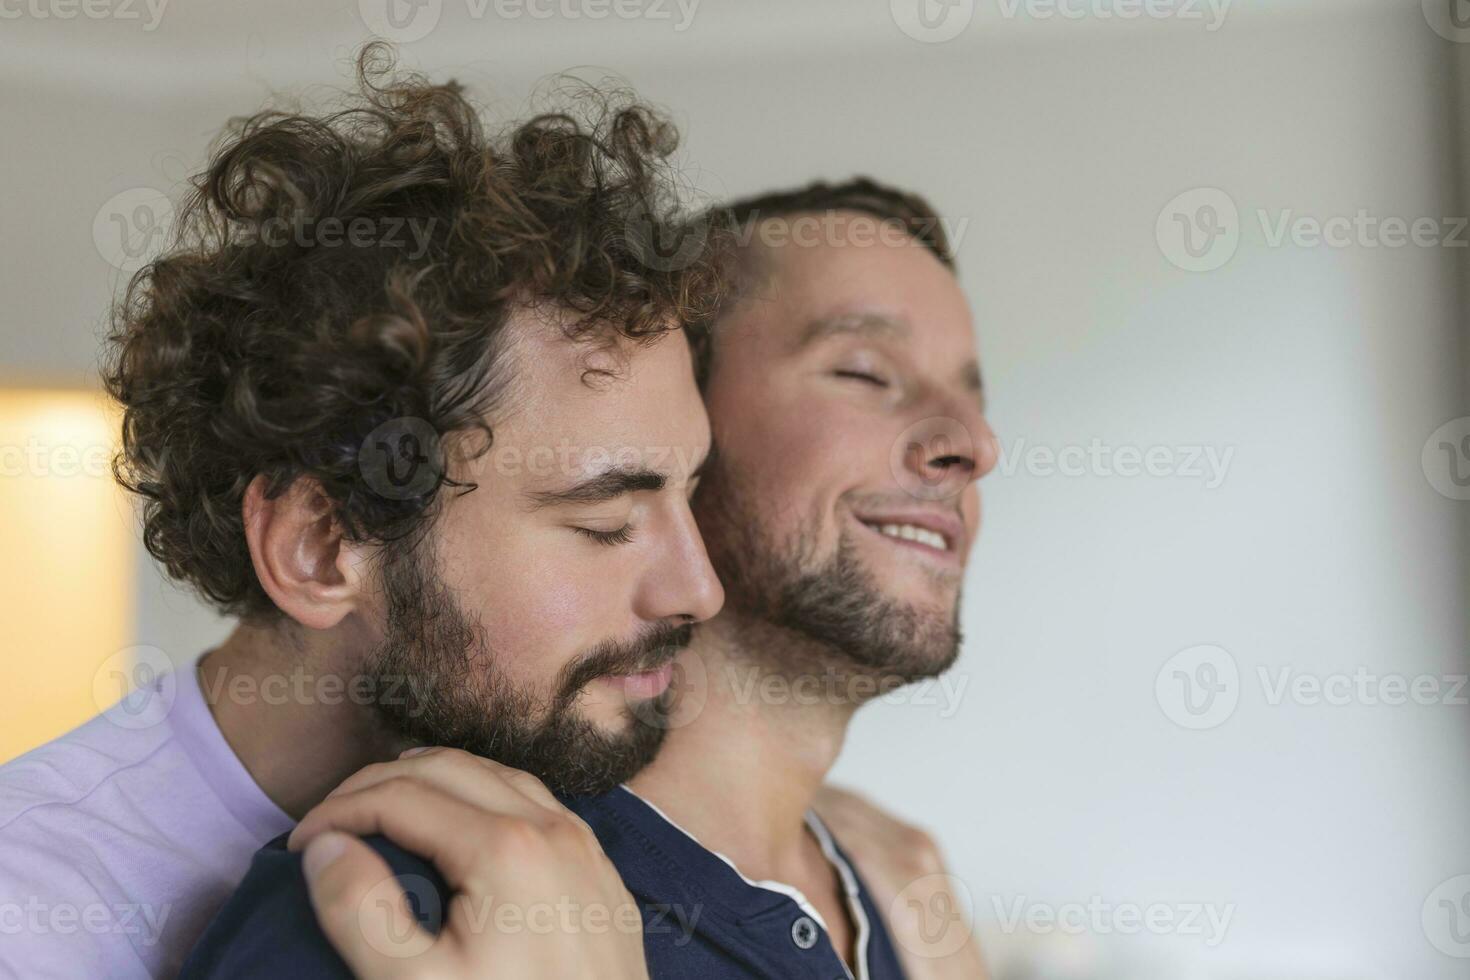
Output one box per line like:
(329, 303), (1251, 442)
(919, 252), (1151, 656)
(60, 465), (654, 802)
(0, 389), (133, 763)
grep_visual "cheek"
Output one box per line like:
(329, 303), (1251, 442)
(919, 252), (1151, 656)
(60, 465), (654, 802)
(437, 518), (623, 687)
(718, 396), (873, 541)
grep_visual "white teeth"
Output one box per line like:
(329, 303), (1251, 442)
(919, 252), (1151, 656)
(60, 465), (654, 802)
(872, 522), (948, 551)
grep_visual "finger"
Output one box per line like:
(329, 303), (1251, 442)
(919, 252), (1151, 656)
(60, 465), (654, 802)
(301, 831), (441, 980)
(292, 759), (550, 851)
(333, 749), (563, 814)
(404, 748), (567, 815)
(289, 780), (564, 893)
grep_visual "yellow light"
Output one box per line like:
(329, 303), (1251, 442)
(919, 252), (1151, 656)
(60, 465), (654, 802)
(0, 389), (134, 763)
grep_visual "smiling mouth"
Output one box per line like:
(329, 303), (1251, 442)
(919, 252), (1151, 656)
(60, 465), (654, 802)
(856, 518), (956, 558)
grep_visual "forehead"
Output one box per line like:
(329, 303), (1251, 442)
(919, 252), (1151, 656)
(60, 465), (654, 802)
(491, 312), (707, 480)
(730, 214), (975, 358)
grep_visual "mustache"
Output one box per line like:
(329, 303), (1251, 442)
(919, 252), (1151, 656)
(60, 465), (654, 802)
(552, 620), (695, 709)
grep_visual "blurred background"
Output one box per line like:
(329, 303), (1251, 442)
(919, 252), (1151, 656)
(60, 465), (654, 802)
(2, 0), (1467, 976)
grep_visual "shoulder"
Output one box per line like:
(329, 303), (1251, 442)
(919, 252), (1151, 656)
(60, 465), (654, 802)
(180, 834), (451, 979)
(0, 709), (190, 894)
(0, 709), (177, 831)
(0, 711), (180, 899)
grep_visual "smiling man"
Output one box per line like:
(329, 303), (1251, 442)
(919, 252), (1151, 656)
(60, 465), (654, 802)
(183, 180), (996, 980)
(619, 182), (996, 979)
(0, 48), (725, 979)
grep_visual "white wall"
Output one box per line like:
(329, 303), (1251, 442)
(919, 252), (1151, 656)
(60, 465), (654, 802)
(2, 1), (1465, 976)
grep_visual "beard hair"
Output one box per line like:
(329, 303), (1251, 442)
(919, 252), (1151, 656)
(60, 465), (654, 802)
(696, 470), (963, 696)
(361, 534), (681, 797)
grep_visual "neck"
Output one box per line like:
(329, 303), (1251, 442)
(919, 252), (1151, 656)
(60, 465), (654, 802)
(627, 613), (858, 882)
(197, 620), (404, 819)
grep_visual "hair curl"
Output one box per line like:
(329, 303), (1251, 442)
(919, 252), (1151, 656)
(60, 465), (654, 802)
(103, 44), (724, 620)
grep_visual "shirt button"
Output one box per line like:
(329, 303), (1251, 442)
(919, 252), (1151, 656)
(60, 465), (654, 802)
(790, 915), (819, 950)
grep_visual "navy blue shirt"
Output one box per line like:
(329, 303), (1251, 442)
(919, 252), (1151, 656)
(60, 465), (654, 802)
(182, 785), (908, 979)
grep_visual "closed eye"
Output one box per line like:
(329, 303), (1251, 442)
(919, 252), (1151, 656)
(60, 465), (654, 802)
(574, 524), (635, 546)
(833, 369), (888, 387)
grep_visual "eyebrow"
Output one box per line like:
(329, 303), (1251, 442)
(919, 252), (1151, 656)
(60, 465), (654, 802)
(525, 444), (715, 510)
(527, 467), (665, 509)
(796, 312), (911, 350)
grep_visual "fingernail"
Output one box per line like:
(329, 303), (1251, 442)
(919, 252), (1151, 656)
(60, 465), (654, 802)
(303, 832), (349, 880)
(399, 745), (432, 758)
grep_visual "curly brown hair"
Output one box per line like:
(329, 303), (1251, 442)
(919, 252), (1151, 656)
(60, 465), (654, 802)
(103, 44), (725, 621)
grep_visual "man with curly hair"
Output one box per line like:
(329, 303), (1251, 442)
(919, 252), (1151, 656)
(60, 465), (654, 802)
(183, 187), (996, 978)
(0, 48), (725, 979)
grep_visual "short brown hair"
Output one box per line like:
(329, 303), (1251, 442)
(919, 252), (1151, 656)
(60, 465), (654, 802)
(687, 176), (952, 383)
(103, 45), (724, 620)
(722, 176), (954, 269)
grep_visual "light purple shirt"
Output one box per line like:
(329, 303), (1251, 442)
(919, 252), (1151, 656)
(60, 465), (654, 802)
(0, 661), (294, 979)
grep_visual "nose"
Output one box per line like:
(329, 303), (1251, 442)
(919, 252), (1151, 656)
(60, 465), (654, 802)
(637, 505), (725, 625)
(898, 399), (997, 499)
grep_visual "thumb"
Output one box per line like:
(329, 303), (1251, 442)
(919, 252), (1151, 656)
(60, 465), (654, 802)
(302, 831), (441, 978)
